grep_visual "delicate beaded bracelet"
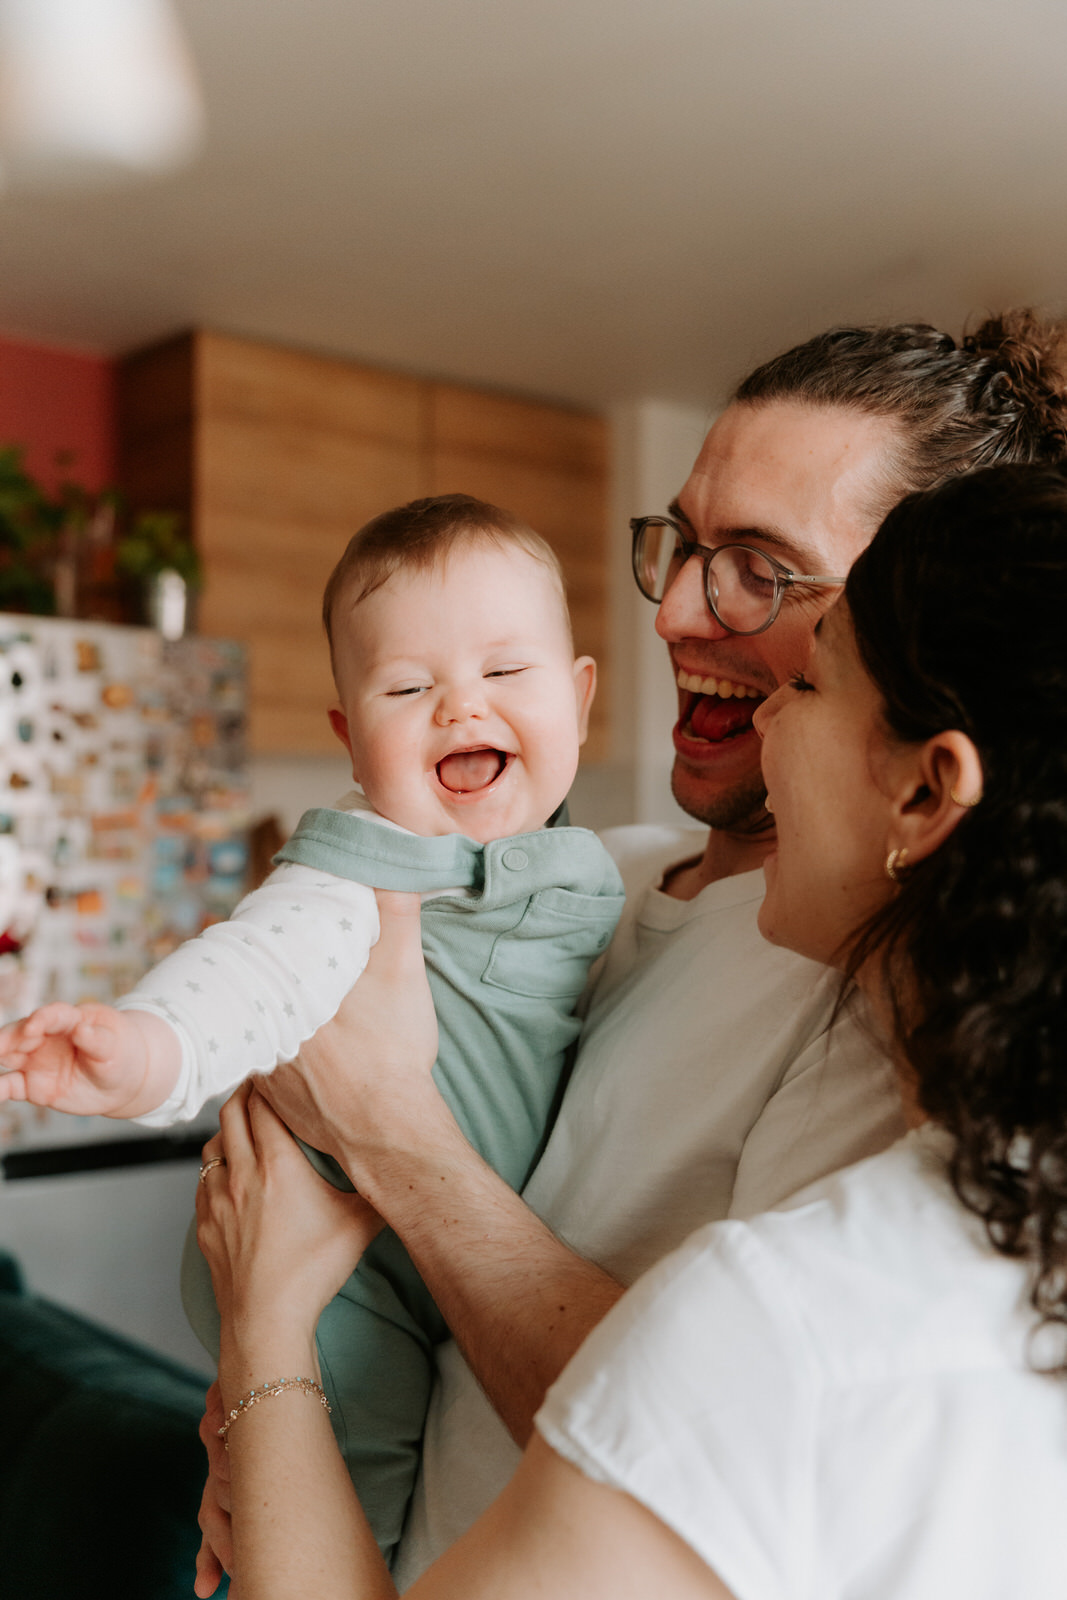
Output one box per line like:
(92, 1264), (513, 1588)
(218, 1377), (331, 1448)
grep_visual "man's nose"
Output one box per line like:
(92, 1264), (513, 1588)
(434, 682), (488, 725)
(654, 553), (732, 644)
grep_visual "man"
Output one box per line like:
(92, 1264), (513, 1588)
(197, 312), (1064, 1591)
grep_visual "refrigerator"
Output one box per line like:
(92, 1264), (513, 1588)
(0, 613), (250, 1365)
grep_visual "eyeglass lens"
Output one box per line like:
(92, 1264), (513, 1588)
(635, 520), (779, 632)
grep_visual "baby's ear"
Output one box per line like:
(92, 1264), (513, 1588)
(328, 707), (358, 778)
(572, 657), (597, 744)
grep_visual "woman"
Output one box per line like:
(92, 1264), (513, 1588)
(196, 460), (1067, 1597)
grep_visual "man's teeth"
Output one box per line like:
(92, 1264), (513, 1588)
(676, 671), (762, 700)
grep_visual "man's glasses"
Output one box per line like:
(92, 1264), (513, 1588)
(630, 515), (848, 636)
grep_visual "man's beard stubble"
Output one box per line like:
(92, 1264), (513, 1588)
(670, 765), (773, 837)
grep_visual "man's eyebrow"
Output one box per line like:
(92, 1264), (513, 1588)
(668, 498), (824, 570)
(667, 497), (695, 530)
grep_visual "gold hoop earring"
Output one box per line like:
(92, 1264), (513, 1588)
(885, 847), (909, 882)
(950, 785), (982, 808)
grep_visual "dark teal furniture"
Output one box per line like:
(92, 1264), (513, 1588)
(0, 1250), (226, 1599)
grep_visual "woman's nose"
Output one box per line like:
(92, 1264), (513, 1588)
(752, 685), (785, 740)
(654, 553), (732, 644)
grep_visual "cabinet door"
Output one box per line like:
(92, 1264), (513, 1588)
(427, 384), (609, 762)
(195, 334), (426, 754)
(119, 335), (610, 764)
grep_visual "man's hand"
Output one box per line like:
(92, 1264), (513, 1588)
(260, 889), (445, 1189)
(257, 889), (623, 1447)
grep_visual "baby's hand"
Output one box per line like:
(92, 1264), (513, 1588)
(0, 1003), (159, 1118)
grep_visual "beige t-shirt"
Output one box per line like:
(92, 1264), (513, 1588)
(395, 826), (905, 1584)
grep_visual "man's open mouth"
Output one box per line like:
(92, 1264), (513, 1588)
(676, 671), (763, 743)
(436, 747), (509, 794)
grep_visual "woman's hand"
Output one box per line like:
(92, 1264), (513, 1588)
(258, 889), (445, 1194)
(195, 1082), (383, 1365)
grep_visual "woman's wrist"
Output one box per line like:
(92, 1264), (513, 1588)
(218, 1323), (321, 1408)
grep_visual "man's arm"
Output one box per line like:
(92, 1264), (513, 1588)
(260, 891), (624, 1445)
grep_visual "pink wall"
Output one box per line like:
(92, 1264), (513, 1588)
(0, 333), (116, 494)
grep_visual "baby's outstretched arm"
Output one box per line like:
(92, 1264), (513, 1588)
(0, 1003), (182, 1120)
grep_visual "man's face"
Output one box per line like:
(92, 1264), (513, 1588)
(656, 400), (899, 831)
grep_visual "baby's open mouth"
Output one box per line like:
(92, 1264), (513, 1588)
(437, 748), (508, 794)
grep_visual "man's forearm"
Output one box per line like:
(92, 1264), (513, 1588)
(337, 1105), (625, 1445)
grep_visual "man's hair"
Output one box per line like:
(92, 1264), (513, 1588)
(735, 309), (1067, 514)
(322, 493), (567, 666)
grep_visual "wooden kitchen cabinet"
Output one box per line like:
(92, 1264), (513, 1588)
(117, 331), (609, 759)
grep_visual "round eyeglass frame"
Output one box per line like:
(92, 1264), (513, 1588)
(630, 515), (848, 637)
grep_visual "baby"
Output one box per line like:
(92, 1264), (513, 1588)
(0, 493), (625, 1563)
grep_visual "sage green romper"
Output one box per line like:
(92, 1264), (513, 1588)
(182, 803), (624, 1564)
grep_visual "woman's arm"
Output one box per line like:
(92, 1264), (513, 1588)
(199, 1083), (733, 1600)
(406, 1434), (734, 1600)
(196, 1084), (392, 1598)
(259, 890), (626, 1444)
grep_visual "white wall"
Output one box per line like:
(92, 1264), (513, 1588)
(608, 398), (714, 826)
(1, 1162), (213, 1371)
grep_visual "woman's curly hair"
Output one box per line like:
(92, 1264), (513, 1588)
(844, 463), (1067, 1366)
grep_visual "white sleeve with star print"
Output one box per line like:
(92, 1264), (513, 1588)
(117, 861), (380, 1126)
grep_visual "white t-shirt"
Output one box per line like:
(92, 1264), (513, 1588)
(394, 826), (905, 1582)
(538, 1127), (1067, 1600)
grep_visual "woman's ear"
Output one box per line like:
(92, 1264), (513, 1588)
(886, 730), (983, 868)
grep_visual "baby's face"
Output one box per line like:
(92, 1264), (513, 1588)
(329, 540), (596, 842)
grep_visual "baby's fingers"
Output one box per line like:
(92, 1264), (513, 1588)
(11, 1002), (84, 1043)
(0, 1063), (28, 1101)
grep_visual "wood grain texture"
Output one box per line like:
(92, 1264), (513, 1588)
(117, 332), (609, 763)
(428, 385), (610, 760)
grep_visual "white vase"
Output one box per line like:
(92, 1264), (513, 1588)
(146, 568), (190, 639)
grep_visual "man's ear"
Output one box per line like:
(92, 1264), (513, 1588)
(328, 706), (359, 779)
(572, 657), (597, 745)
(886, 730), (984, 868)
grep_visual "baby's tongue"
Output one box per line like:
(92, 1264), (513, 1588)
(438, 749), (502, 793)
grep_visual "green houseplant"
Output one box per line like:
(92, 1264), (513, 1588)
(0, 445), (67, 613)
(113, 511), (201, 588)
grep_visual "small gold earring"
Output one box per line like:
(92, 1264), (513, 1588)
(950, 785), (982, 808)
(885, 847), (909, 882)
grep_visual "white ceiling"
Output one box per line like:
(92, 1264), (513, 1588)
(1, 0), (1066, 412)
